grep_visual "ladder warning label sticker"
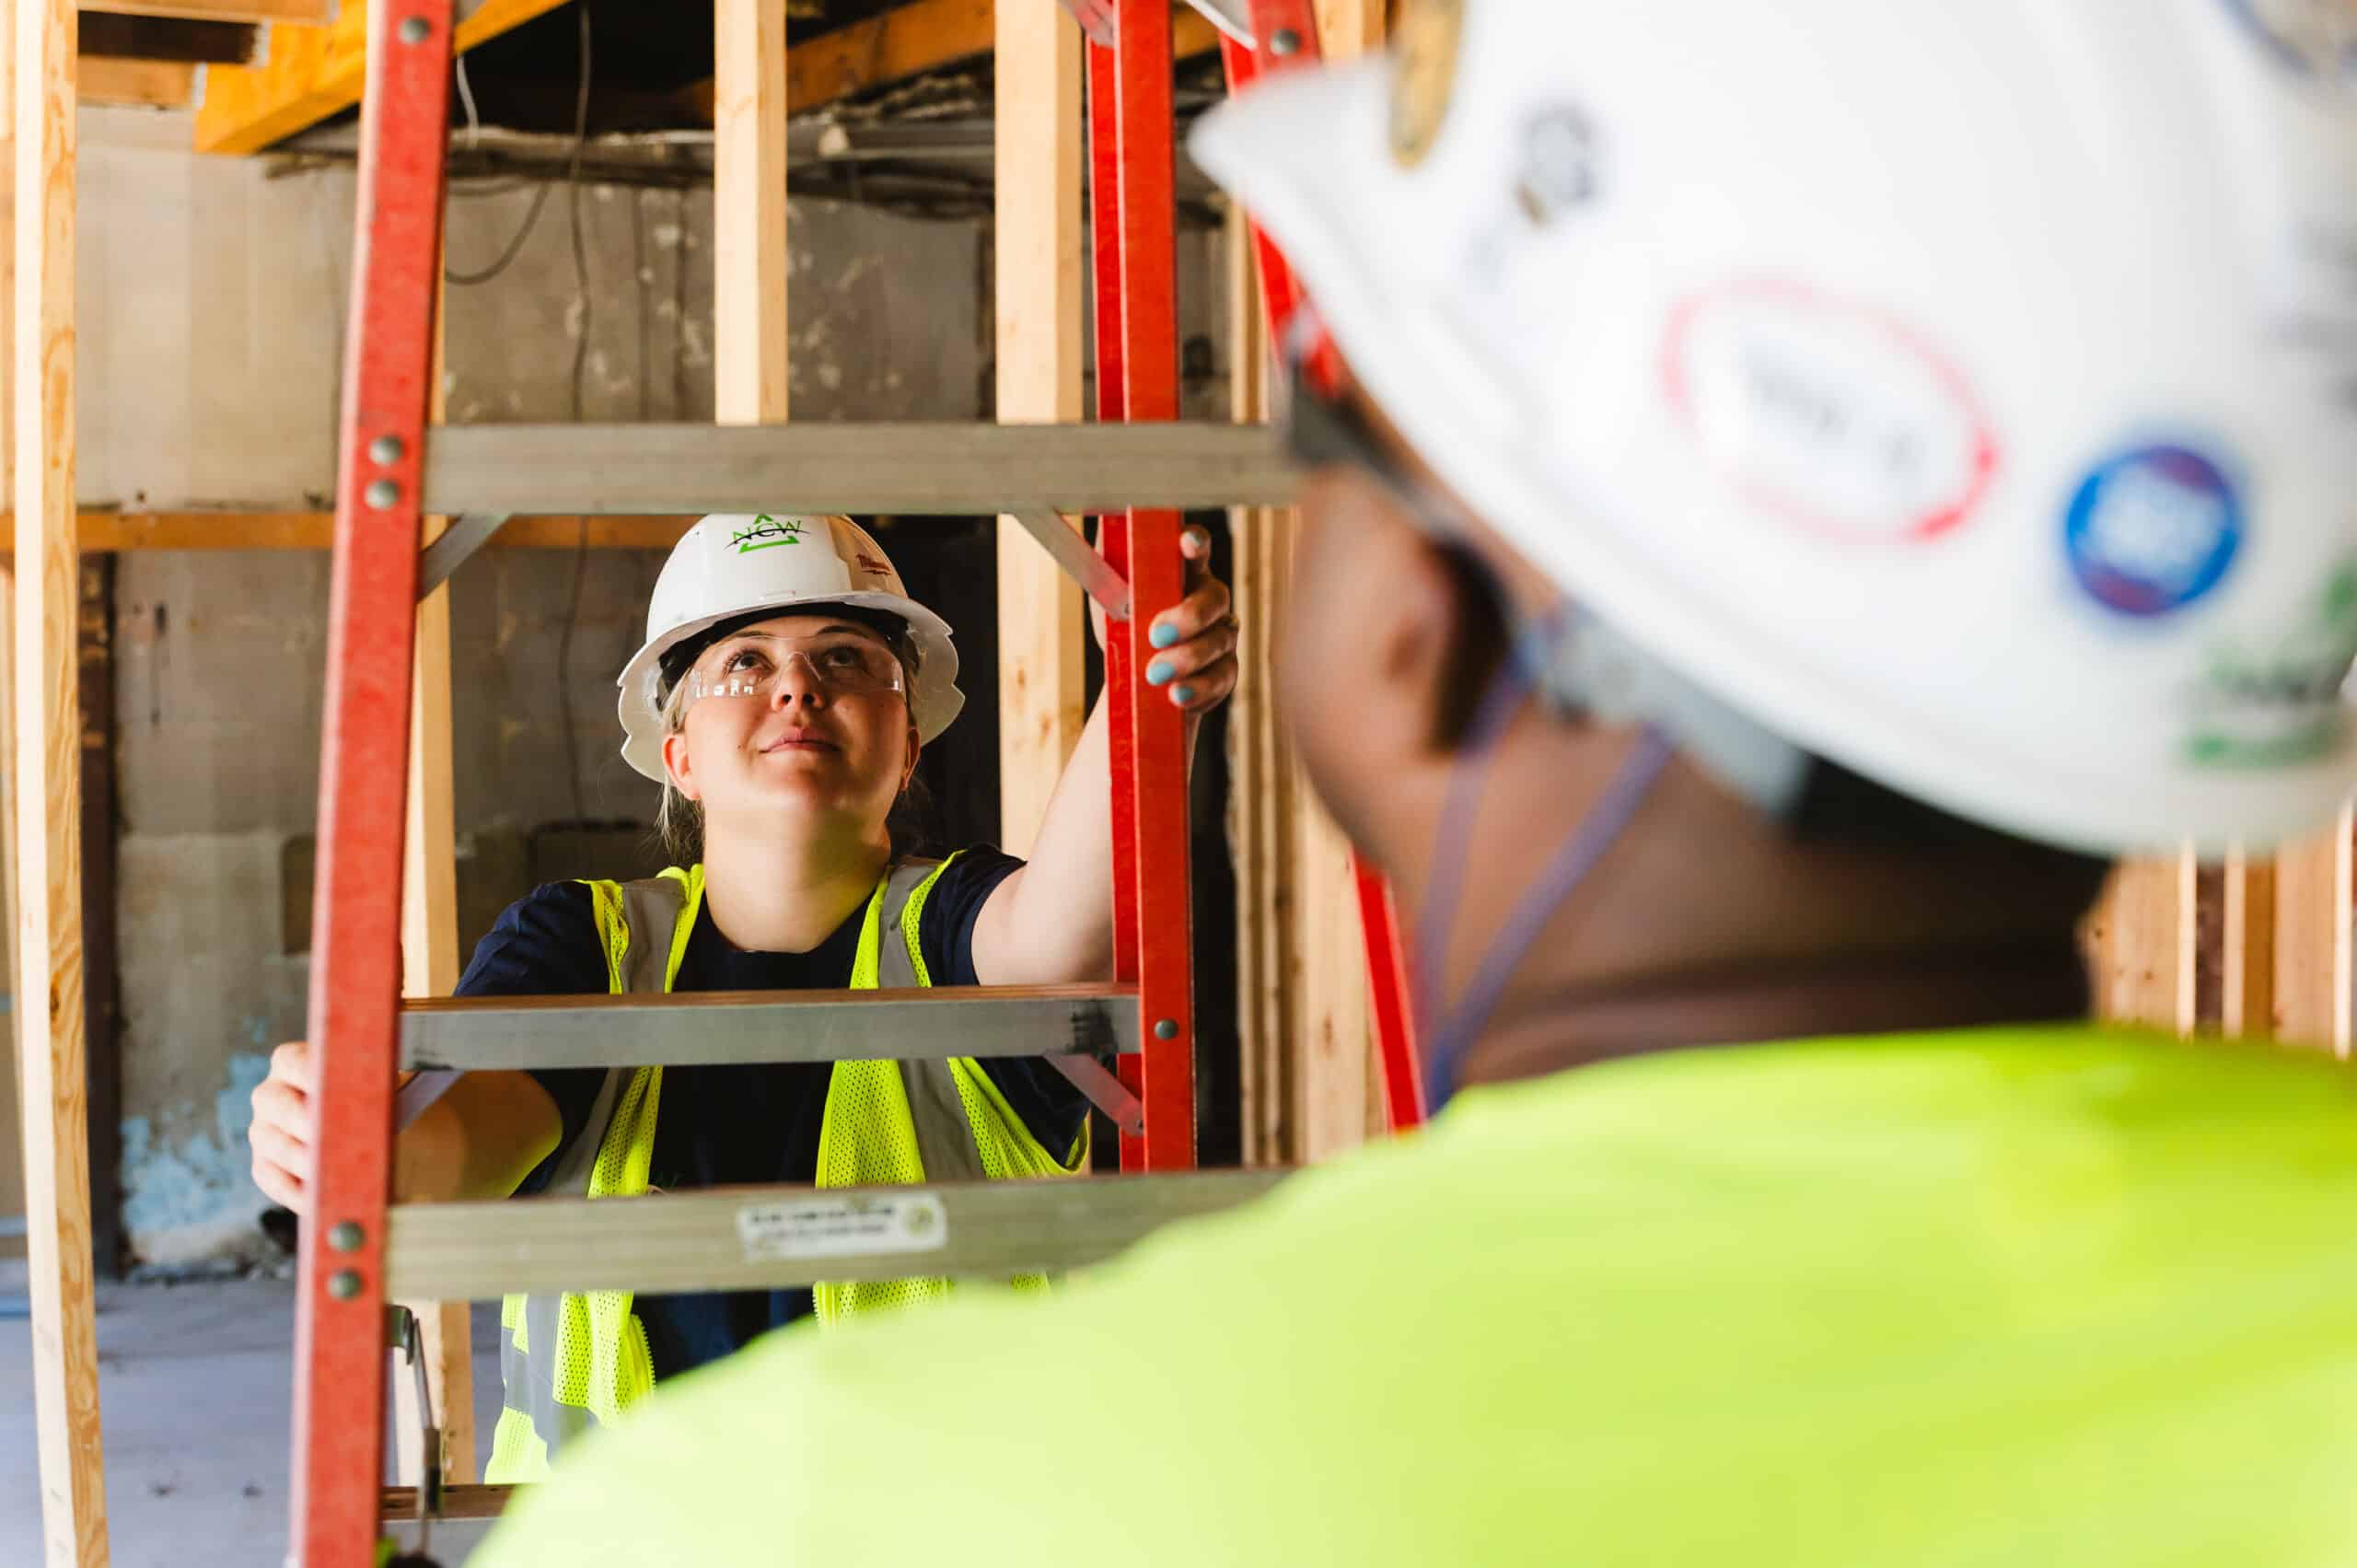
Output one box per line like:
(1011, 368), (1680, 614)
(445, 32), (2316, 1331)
(736, 1193), (949, 1262)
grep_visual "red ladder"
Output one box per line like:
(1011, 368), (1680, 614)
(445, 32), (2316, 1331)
(289, 1), (1280, 1560)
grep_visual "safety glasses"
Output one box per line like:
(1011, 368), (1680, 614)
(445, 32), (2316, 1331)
(684, 630), (908, 705)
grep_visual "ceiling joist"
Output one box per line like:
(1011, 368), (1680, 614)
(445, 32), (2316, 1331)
(81, 0), (329, 23)
(78, 55), (199, 107)
(79, 11), (257, 64)
(681, 0), (1221, 122)
(194, 0), (574, 155)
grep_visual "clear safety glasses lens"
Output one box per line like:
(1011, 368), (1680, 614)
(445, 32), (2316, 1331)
(686, 634), (907, 703)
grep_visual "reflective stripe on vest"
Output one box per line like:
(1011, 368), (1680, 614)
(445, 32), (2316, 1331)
(485, 854), (1085, 1483)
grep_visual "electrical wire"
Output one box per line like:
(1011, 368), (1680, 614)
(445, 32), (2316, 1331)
(444, 8), (593, 288)
(552, 4), (595, 824)
(453, 52), (482, 151)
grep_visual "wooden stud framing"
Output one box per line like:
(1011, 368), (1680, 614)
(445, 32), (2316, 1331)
(2221, 843), (2276, 1040)
(14, 0), (111, 1556)
(1224, 199), (1382, 1163)
(2272, 806), (2352, 1055)
(1225, 210), (1287, 1164)
(713, 0), (789, 427)
(993, 0), (1086, 853)
(392, 279), (471, 1491)
(192, 0), (569, 156)
(2092, 853), (2197, 1037)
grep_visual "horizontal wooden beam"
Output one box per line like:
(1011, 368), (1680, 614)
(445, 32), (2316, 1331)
(76, 54), (193, 105)
(78, 10), (252, 61)
(0, 511), (695, 552)
(419, 422), (1303, 516)
(82, 0), (328, 21)
(678, 0), (1221, 123)
(193, 0), (572, 156)
(387, 1169), (1289, 1299)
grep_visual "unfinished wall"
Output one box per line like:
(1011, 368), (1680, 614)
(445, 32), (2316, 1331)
(93, 108), (1000, 1268)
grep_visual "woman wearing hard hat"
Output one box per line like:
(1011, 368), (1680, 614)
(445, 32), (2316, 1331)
(249, 511), (1236, 1481)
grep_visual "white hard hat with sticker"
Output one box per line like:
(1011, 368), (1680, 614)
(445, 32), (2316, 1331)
(1192, 0), (2357, 854)
(616, 514), (964, 783)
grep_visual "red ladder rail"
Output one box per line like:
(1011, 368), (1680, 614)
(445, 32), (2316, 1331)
(293, 0), (457, 1562)
(1091, 0), (1198, 1170)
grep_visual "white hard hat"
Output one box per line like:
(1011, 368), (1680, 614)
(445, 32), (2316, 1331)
(616, 514), (964, 783)
(1193, 0), (2357, 855)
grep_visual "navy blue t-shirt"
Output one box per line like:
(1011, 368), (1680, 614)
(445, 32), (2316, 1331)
(454, 849), (1089, 1379)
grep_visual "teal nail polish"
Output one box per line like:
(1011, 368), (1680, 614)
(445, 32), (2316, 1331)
(1150, 622), (1180, 650)
(1172, 684), (1197, 706)
(1146, 659), (1176, 687)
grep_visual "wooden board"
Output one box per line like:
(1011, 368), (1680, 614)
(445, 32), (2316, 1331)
(2092, 854), (2195, 1036)
(1225, 213), (1291, 1165)
(75, 53), (190, 104)
(31, 509), (694, 552)
(992, 0), (1086, 854)
(2220, 844), (2275, 1040)
(192, 0), (571, 156)
(713, 0), (788, 426)
(83, 0), (331, 21)
(677, 1), (1220, 124)
(76, 12), (255, 64)
(393, 280), (471, 1490)
(0, 0), (20, 1259)
(2273, 804), (2352, 1055)
(1223, 206), (1379, 1164)
(14, 0), (111, 1557)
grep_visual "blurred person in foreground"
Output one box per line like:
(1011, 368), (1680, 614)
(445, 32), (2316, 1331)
(480, 1), (2357, 1561)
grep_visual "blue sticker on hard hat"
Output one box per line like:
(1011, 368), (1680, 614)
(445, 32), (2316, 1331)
(2063, 445), (2243, 618)
(2219, 1), (2357, 89)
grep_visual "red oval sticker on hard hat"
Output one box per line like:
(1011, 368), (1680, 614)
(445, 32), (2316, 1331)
(1664, 281), (2001, 544)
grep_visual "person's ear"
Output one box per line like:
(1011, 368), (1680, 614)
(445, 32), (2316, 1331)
(662, 730), (701, 802)
(901, 725), (922, 794)
(1381, 534), (1479, 757)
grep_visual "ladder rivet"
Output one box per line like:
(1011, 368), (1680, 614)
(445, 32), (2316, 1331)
(328, 1221), (365, 1252)
(1270, 28), (1301, 55)
(327, 1270), (364, 1301)
(1155, 1017), (1178, 1040)
(398, 16), (429, 43)
(369, 435), (404, 465)
(366, 479), (401, 509)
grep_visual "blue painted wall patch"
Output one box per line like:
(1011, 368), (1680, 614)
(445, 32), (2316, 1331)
(2064, 443), (2243, 618)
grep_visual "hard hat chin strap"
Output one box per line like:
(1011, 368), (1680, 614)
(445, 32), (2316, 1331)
(1415, 606), (1806, 1109)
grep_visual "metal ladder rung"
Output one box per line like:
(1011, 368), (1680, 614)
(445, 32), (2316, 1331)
(400, 983), (1140, 1072)
(384, 1169), (1289, 1301)
(417, 421), (1302, 517)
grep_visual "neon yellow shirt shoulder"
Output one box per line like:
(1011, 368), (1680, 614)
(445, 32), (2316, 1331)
(479, 1027), (2357, 1565)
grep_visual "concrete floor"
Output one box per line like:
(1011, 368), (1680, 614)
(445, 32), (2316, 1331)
(3, 1264), (505, 1565)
